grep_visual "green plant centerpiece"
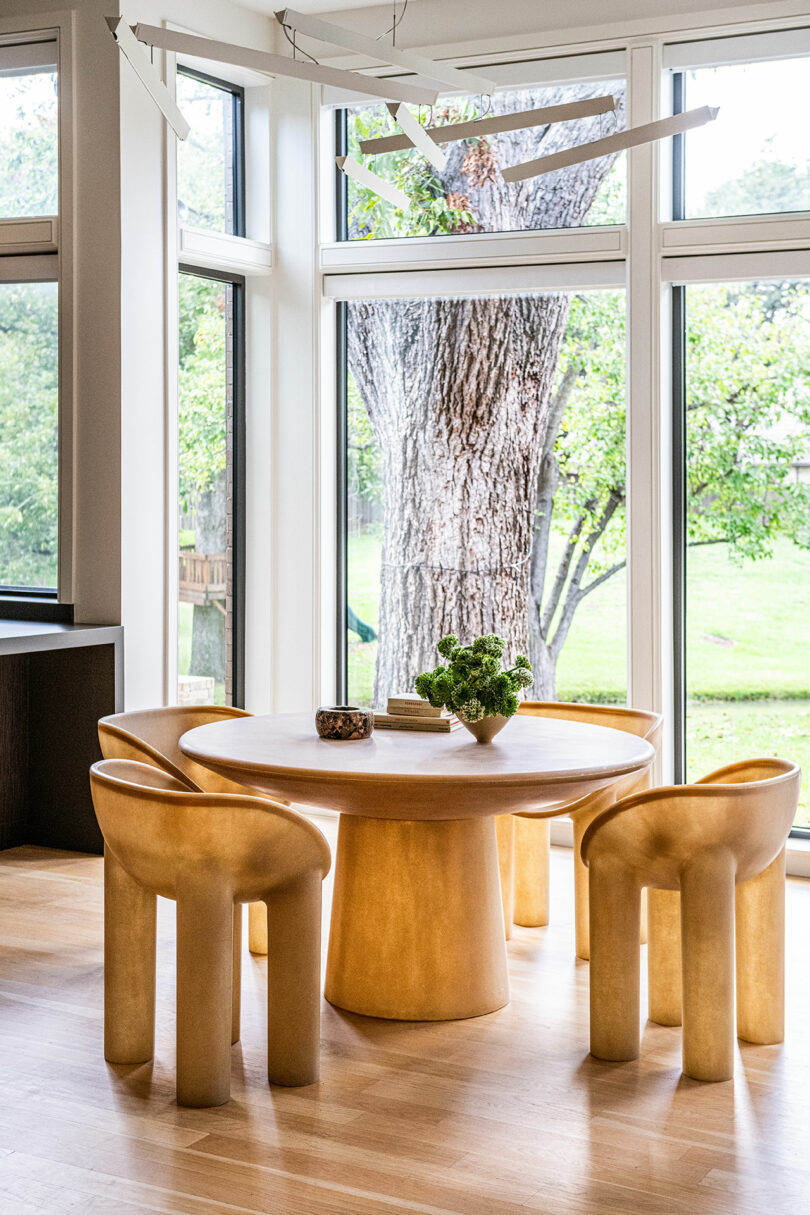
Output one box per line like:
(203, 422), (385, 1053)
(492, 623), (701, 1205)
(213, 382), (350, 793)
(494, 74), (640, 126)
(414, 634), (533, 743)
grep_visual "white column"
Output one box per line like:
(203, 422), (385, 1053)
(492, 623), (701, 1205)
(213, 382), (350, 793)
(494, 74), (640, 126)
(626, 41), (674, 779)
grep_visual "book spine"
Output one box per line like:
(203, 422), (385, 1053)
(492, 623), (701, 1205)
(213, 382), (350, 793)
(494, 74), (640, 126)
(386, 701), (446, 718)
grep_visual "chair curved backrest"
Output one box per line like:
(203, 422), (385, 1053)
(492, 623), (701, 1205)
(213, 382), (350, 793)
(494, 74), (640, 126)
(518, 701), (663, 811)
(98, 705), (252, 794)
(90, 758), (331, 901)
(519, 700), (662, 747)
(581, 758), (800, 887)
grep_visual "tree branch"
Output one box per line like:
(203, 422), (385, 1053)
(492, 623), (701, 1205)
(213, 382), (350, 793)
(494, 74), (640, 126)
(549, 491), (621, 658)
(540, 512), (585, 638)
(531, 362), (580, 623)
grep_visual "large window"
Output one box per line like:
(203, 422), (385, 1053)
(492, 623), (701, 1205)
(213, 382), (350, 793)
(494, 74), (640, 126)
(676, 279), (810, 827)
(342, 288), (626, 708)
(0, 38), (59, 594)
(325, 32), (810, 851)
(177, 270), (243, 707)
(339, 78), (626, 240)
(174, 59), (247, 708)
(675, 55), (810, 220)
(177, 68), (244, 235)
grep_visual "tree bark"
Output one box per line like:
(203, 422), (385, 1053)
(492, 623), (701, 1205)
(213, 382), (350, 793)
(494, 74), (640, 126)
(348, 88), (623, 704)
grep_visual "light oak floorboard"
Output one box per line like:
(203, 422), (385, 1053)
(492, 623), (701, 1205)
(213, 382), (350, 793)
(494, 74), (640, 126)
(1, 833), (809, 1214)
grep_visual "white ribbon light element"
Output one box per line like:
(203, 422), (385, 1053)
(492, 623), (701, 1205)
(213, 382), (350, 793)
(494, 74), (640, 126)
(132, 22), (438, 107)
(360, 94), (617, 156)
(502, 105), (719, 182)
(387, 102), (447, 171)
(106, 17), (190, 140)
(336, 156), (410, 210)
(275, 8), (497, 96)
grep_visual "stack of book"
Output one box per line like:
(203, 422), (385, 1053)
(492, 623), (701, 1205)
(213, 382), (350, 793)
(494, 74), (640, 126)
(374, 693), (461, 732)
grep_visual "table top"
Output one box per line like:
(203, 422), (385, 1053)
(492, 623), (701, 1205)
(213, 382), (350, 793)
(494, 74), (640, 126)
(180, 712), (655, 820)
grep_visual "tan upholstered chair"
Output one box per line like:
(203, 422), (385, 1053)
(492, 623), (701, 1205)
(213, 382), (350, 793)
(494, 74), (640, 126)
(581, 758), (800, 1082)
(98, 706), (269, 955)
(502, 702), (662, 956)
(90, 758), (331, 1107)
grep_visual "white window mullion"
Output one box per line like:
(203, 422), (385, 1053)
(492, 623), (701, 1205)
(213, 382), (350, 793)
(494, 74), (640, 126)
(626, 40), (673, 778)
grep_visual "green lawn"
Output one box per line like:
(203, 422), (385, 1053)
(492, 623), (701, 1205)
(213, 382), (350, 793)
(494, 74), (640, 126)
(347, 530), (810, 823)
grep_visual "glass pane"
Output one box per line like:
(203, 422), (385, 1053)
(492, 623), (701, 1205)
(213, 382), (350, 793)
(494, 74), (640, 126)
(343, 80), (626, 240)
(684, 281), (810, 826)
(177, 72), (237, 233)
(682, 57), (810, 218)
(345, 289), (626, 709)
(0, 281), (58, 588)
(0, 54), (58, 218)
(177, 273), (233, 706)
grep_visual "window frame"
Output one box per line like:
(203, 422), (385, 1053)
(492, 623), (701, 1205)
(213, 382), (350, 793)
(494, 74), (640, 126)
(177, 262), (247, 709)
(320, 29), (810, 843)
(0, 31), (69, 613)
(176, 64), (246, 240)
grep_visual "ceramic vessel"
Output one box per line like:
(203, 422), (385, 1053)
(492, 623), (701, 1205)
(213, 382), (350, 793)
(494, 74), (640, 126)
(315, 705), (374, 740)
(461, 714), (511, 744)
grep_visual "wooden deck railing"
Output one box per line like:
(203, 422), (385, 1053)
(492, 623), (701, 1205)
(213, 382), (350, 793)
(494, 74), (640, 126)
(179, 552), (227, 610)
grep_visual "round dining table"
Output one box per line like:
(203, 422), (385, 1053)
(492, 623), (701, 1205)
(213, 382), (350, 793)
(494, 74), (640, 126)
(180, 712), (655, 1022)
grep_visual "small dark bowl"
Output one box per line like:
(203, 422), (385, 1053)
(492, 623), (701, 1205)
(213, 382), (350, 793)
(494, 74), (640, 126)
(315, 705), (374, 740)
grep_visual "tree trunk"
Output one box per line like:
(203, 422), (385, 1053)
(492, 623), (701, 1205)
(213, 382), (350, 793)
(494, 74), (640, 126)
(189, 473), (227, 684)
(347, 88), (623, 705)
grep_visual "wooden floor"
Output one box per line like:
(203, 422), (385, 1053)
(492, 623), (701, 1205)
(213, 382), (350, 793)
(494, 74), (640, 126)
(1, 828), (809, 1215)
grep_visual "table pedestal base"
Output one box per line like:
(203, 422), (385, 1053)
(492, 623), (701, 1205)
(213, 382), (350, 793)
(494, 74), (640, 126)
(325, 814), (509, 1020)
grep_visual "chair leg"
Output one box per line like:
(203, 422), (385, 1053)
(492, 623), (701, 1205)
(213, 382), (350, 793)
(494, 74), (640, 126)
(573, 810), (646, 961)
(104, 846), (156, 1064)
(589, 856), (641, 1061)
(512, 816), (550, 927)
(647, 888), (682, 1026)
(736, 848), (786, 1045)
(265, 872), (322, 1087)
(494, 814), (515, 939)
(232, 904), (242, 1046)
(680, 854), (735, 1082)
(176, 879), (234, 1107)
(572, 814), (591, 959)
(248, 900), (268, 955)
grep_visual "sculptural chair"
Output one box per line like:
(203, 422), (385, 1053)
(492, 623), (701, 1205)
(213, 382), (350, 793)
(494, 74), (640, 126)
(98, 706), (269, 956)
(90, 758), (331, 1107)
(581, 758), (800, 1083)
(501, 702), (661, 956)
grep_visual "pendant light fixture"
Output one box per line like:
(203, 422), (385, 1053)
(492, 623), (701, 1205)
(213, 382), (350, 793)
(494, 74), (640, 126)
(335, 155), (409, 211)
(359, 94), (616, 156)
(106, 17), (190, 139)
(501, 105), (719, 182)
(131, 23), (438, 107)
(276, 7), (497, 96)
(387, 102), (447, 171)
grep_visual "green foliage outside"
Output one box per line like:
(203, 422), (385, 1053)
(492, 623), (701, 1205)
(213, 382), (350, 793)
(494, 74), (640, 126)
(176, 73), (233, 232)
(178, 274), (228, 512)
(415, 634), (533, 721)
(0, 72), (59, 588)
(346, 86), (626, 239)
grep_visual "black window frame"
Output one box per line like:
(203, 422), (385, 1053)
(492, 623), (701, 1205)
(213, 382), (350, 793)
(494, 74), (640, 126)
(178, 264), (247, 709)
(176, 65), (246, 239)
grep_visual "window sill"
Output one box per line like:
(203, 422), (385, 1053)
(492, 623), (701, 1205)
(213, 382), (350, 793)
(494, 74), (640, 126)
(0, 596), (73, 624)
